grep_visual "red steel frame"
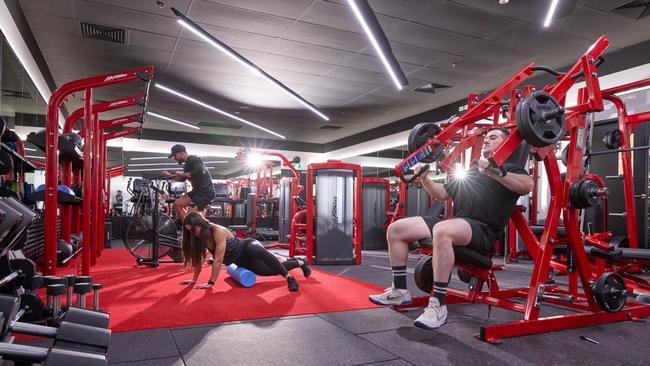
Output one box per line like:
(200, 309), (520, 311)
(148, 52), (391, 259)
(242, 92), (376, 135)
(247, 150), (301, 249)
(60, 95), (144, 272)
(392, 36), (650, 341)
(305, 160), (363, 265)
(44, 66), (152, 275)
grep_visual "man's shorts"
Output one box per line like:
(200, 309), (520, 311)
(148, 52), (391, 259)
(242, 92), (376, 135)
(187, 190), (215, 211)
(420, 216), (494, 255)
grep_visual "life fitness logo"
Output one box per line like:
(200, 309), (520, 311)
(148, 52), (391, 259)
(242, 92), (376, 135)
(104, 73), (128, 82)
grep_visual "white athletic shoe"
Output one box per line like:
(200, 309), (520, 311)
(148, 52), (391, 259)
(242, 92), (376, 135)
(413, 297), (447, 330)
(368, 287), (412, 306)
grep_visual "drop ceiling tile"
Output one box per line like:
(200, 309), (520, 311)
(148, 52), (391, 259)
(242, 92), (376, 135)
(174, 37), (264, 62)
(202, 0), (313, 18)
(188, 1), (293, 37)
(383, 42), (448, 67)
(19, 0), (74, 18)
(283, 22), (369, 52)
(268, 39), (356, 65)
(85, 0), (191, 17)
(458, 40), (543, 67)
(23, 11), (78, 36)
(129, 31), (177, 52)
(412, 1), (520, 39)
(389, 23), (478, 53)
(426, 55), (515, 77)
(547, 4), (634, 39)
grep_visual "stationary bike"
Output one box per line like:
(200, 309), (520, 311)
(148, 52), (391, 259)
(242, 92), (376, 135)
(123, 178), (182, 267)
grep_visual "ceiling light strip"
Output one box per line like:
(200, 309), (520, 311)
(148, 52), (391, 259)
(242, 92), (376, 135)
(155, 83), (286, 139)
(346, 0), (408, 90)
(147, 111), (200, 130)
(543, 0), (560, 27)
(171, 7), (329, 121)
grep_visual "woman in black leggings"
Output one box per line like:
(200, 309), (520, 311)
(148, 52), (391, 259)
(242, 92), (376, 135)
(179, 212), (310, 291)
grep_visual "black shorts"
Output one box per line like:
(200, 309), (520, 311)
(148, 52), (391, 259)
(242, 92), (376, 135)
(420, 216), (494, 255)
(187, 190), (215, 210)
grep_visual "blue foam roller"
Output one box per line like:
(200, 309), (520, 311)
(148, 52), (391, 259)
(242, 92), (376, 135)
(227, 264), (256, 288)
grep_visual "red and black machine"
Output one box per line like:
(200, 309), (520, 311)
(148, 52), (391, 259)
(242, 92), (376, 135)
(392, 35), (650, 342)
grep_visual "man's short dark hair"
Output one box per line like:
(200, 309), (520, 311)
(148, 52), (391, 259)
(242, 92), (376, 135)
(488, 127), (510, 139)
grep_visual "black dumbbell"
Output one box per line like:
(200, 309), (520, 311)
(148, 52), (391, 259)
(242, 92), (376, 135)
(65, 275), (77, 308)
(46, 284), (66, 318)
(74, 276), (92, 285)
(43, 277), (67, 308)
(91, 284), (103, 311)
(73, 283), (93, 309)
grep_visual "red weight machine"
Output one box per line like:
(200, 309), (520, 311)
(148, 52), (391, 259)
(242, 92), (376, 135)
(304, 160), (362, 265)
(43, 67), (153, 275)
(392, 36), (650, 342)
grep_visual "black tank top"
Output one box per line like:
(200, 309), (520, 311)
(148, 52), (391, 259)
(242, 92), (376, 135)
(208, 234), (245, 265)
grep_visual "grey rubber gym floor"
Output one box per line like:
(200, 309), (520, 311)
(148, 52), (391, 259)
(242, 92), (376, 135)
(19, 247), (650, 365)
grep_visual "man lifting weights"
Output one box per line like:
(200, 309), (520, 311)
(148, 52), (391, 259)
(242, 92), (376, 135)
(369, 128), (533, 330)
(163, 144), (216, 222)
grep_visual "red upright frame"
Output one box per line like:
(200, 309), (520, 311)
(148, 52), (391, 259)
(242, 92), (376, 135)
(44, 66), (152, 275)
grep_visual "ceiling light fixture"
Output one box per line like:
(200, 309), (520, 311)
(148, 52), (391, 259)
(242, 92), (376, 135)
(346, 0), (409, 90)
(147, 111), (200, 130)
(543, 0), (560, 27)
(170, 7), (329, 121)
(155, 83), (286, 139)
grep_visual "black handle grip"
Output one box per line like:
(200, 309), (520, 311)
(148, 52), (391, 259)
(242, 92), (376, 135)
(473, 159), (507, 177)
(399, 164), (430, 184)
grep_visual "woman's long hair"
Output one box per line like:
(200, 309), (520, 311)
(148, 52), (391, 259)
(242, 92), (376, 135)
(181, 212), (215, 269)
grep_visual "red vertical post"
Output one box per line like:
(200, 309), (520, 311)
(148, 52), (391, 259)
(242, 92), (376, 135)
(92, 112), (100, 265)
(82, 89), (93, 275)
(354, 166), (362, 265)
(306, 167), (314, 265)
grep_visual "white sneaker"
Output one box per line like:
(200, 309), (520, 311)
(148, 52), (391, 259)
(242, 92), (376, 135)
(368, 287), (412, 306)
(413, 297), (447, 330)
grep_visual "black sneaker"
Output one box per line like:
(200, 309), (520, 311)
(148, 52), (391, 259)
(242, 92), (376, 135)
(287, 276), (299, 291)
(299, 258), (311, 278)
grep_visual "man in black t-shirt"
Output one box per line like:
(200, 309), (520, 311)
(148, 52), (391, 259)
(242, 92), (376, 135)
(369, 128), (533, 331)
(163, 144), (216, 221)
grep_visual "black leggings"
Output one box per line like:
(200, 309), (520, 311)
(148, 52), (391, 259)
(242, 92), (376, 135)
(234, 240), (300, 277)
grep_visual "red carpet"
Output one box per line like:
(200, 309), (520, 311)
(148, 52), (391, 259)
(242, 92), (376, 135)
(57, 249), (382, 332)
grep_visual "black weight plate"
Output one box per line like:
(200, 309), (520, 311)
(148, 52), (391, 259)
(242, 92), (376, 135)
(408, 123), (443, 163)
(10, 258), (36, 290)
(414, 256), (433, 294)
(19, 293), (45, 322)
(568, 179), (585, 208)
(603, 129), (621, 150)
(580, 180), (601, 208)
(516, 91), (565, 147)
(593, 272), (627, 313)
